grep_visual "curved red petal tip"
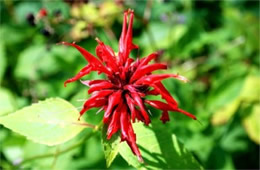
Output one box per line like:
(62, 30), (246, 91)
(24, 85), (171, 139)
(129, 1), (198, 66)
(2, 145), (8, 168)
(128, 8), (134, 13)
(80, 80), (90, 86)
(177, 108), (196, 120)
(56, 41), (74, 46)
(144, 120), (151, 126)
(95, 37), (103, 44)
(176, 74), (189, 83)
(64, 81), (68, 87)
(56, 42), (64, 45)
(160, 110), (170, 123)
(137, 155), (144, 163)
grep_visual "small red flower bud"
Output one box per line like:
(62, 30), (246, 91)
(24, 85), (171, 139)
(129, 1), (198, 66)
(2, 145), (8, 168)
(61, 9), (196, 162)
(38, 8), (48, 18)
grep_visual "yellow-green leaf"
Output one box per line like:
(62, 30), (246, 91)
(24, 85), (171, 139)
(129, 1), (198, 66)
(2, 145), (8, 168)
(211, 99), (240, 125)
(0, 98), (85, 146)
(211, 76), (260, 125)
(243, 104), (260, 144)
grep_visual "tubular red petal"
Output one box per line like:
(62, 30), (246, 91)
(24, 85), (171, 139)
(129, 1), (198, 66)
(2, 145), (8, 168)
(120, 109), (143, 162)
(80, 79), (109, 87)
(126, 120), (143, 163)
(95, 38), (119, 72)
(130, 63), (167, 83)
(119, 11), (128, 54)
(79, 97), (107, 119)
(145, 100), (196, 120)
(160, 110), (170, 124)
(103, 90), (122, 123)
(125, 11), (134, 47)
(79, 90), (114, 118)
(88, 81), (115, 94)
(107, 102), (123, 139)
(139, 52), (158, 67)
(145, 100), (172, 111)
(91, 89), (115, 99)
(64, 65), (92, 87)
(59, 42), (112, 75)
(120, 104), (129, 141)
(130, 93), (150, 125)
(146, 89), (160, 95)
(124, 85), (146, 98)
(152, 82), (178, 107)
(135, 74), (189, 85)
(125, 94), (137, 123)
(118, 11), (128, 65)
(176, 108), (197, 120)
(135, 109), (144, 122)
(118, 10), (138, 65)
(125, 58), (134, 68)
(124, 10), (138, 62)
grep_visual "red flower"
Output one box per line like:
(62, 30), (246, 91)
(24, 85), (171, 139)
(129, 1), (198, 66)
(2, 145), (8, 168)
(61, 9), (196, 162)
(38, 8), (48, 18)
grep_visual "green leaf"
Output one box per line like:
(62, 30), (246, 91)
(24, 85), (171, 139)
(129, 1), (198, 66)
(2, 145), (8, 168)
(15, 45), (59, 80)
(240, 76), (260, 102)
(0, 41), (6, 83)
(119, 122), (203, 169)
(102, 124), (121, 168)
(211, 76), (260, 125)
(220, 125), (248, 152)
(211, 99), (240, 125)
(243, 104), (260, 144)
(0, 88), (17, 116)
(0, 98), (85, 146)
(208, 76), (245, 112)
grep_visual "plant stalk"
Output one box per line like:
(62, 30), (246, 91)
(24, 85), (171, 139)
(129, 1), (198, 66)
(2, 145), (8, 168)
(15, 123), (102, 167)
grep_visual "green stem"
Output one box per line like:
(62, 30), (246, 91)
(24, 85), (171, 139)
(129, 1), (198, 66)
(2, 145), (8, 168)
(16, 123), (103, 167)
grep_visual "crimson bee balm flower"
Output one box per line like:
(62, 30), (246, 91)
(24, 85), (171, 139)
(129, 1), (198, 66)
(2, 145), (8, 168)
(61, 9), (196, 162)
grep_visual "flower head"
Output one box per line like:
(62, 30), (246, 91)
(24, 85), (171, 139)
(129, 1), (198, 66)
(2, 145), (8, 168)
(61, 9), (196, 162)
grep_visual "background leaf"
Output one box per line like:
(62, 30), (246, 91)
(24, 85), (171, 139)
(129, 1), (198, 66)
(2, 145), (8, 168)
(15, 45), (59, 80)
(243, 104), (260, 144)
(0, 98), (85, 146)
(119, 121), (203, 169)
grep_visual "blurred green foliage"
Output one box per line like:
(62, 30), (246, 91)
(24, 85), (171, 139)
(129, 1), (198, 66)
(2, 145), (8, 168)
(0, 0), (259, 169)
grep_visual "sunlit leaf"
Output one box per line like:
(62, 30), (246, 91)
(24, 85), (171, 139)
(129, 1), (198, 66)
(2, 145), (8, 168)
(211, 76), (260, 125)
(0, 98), (85, 146)
(119, 121), (203, 169)
(211, 99), (240, 125)
(240, 76), (260, 102)
(102, 125), (120, 168)
(243, 104), (260, 144)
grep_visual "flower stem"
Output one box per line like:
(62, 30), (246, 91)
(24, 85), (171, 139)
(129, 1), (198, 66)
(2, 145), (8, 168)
(15, 123), (103, 167)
